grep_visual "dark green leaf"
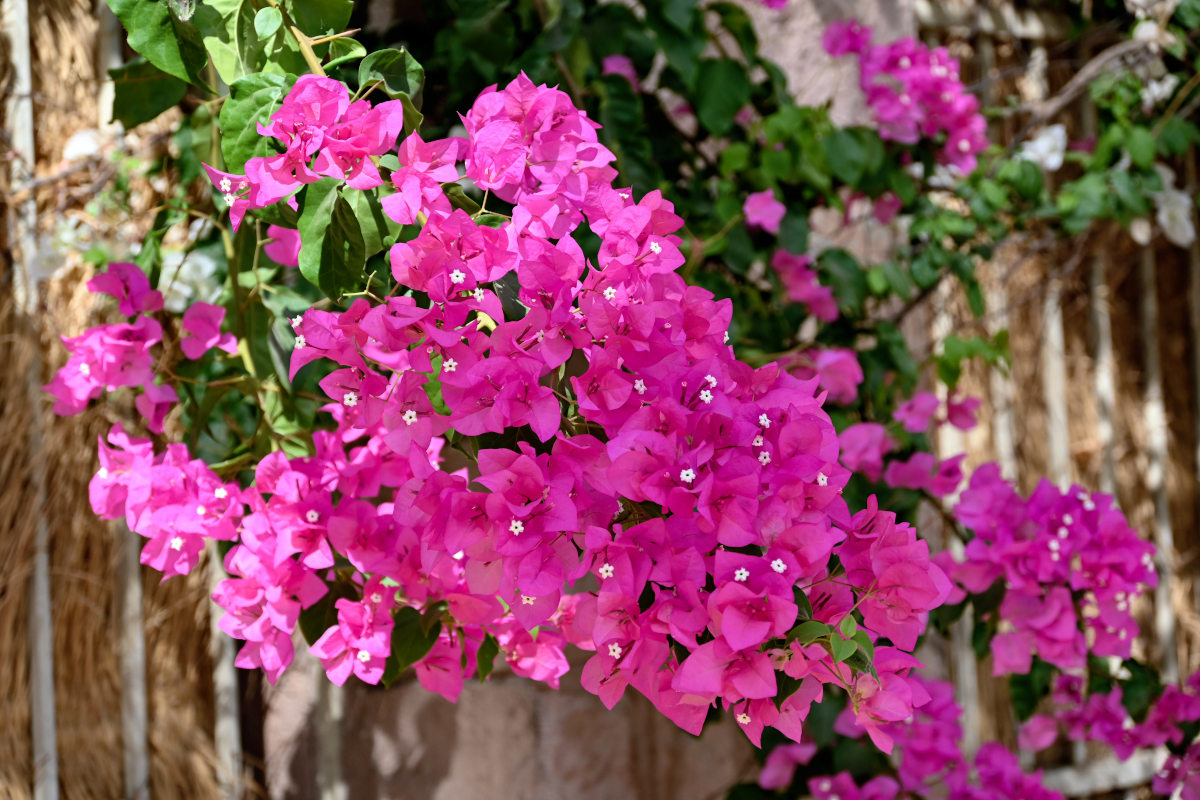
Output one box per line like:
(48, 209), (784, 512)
(106, 0), (208, 84)
(693, 59), (750, 136)
(823, 128), (866, 186)
(1126, 126), (1156, 170)
(286, 0), (353, 37)
(109, 58), (187, 128)
(1009, 658), (1055, 721)
(382, 606), (443, 687)
(830, 634), (856, 663)
(787, 619), (830, 644)
(219, 73), (291, 173)
(476, 634), (500, 682)
(359, 47), (425, 104)
(298, 181), (366, 299)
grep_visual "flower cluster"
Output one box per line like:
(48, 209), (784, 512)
(949, 464), (1157, 674)
(49, 72), (962, 748)
(823, 20), (988, 172)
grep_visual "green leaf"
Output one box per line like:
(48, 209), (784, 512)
(818, 249), (869, 315)
(219, 73), (291, 173)
(298, 179), (366, 299)
(788, 619), (830, 644)
(359, 47), (425, 105)
(109, 58), (187, 128)
(693, 59), (750, 136)
(1126, 125), (1156, 170)
(381, 606), (443, 687)
(286, 0), (353, 37)
(795, 589), (813, 621)
(839, 615), (858, 639)
(253, 6), (282, 38)
(297, 581), (355, 645)
(443, 183), (482, 215)
(830, 634), (857, 663)
(1119, 660), (1162, 723)
(1009, 658), (1055, 721)
(106, 0), (208, 85)
(823, 128), (866, 186)
(476, 634), (500, 682)
(325, 37), (367, 70)
(345, 189), (404, 256)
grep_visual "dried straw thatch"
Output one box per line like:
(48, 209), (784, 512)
(0, 0), (225, 797)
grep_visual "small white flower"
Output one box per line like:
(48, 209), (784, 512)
(473, 287), (484, 302)
(196, 505), (207, 516)
(633, 379), (646, 395)
(452, 550), (464, 560)
(509, 519), (525, 535)
(443, 357), (458, 373)
(816, 472), (828, 487)
(521, 595), (537, 605)
(291, 314), (303, 328)
(603, 286), (617, 300)
(957, 138), (971, 154)
(898, 56), (911, 69)
(733, 567), (750, 582)
(704, 374), (717, 387)
(223, 192), (238, 207)
(1049, 539), (1061, 552)
(618, 191), (630, 200)
(343, 391), (358, 407)
(648, 241), (662, 254)
(608, 643), (623, 659)
(736, 712), (751, 725)
(169, 536), (184, 551)
(98, 467), (109, 479)
(758, 451), (771, 466)
(699, 389), (713, 404)
(402, 409), (418, 426)
(214, 487), (228, 499)
(1017, 124), (1068, 172)
(598, 563), (615, 579)
(357, 650), (372, 663)
(723, 330), (729, 343)
(1051, 551), (1061, 562)
(294, 334), (307, 349)
(370, 592), (383, 604)
(771, 558), (787, 574)
(752, 435), (764, 447)
(679, 468), (696, 484)
(219, 178), (232, 193)
(900, 93), (911, 106)
(1083, 497), (1096, 511)
(449, 269), (466, 285)
(79, 363), (90, 376)
(758, 413), (771, 428)
(306, 509), (320, 523)
(1062, 513), (1073, 525)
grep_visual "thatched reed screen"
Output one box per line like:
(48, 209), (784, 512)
(915, 1), (1200, 795)
(0, 1), (228, 798)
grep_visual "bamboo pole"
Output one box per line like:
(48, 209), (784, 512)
(1141, 245), (1179, 683)
(118, 527), (149, 800)
(4, 0), (59, 795)
(209, 544), (242, 799)
(1041, 275), (1072, 486)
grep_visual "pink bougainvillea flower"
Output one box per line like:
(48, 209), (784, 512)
(135, 380), (178, 434)
(894, 391), (939, 433)
(264, 226), (302, 267)
(946, 393), (981, 431)
(601, 55), (639, 89)
(744, 189), (786, 234)
(180, 302), (238, 360)
(88, 261), (163, 318)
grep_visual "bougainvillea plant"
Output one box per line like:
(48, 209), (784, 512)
(46, 0), (1200, 797)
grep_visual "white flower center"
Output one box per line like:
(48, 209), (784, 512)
(79, 363), (90, 375)
(608, 643), (623, 658)
(219, 178), (232, 192)
(443, 357), (458, 373)
(603, 286), (617, 300)
(705, 374), (717, 387)
(752, 435), (764, 447)
(357, 650), (371, 663)
(98, 467), (109, 479)
(679, 468), (696, 484)
(758, 451), (771, 466)
(196, 505), (206, 516)
(370, 592), (383, 604)
(817, 472), (828, 487)
(294, 334), (307, 349)
(169, 536), (184, 551)
(449, 269), (466, 285)
(758, 413), (771, 428)
(633, 379), (646, 395)
(402, 409), (418, 426)
(306, 509), (319, 523)
(699, 389), (713, 404)
(598, 563), (615, 579)
(343, 391), (358, 407)
(733, 567), (750, 582)
(736, 712), (751, 725)
(214, 487), (228, 499)
(771, 559), (787, 574)
(291, 314), (303, 328)
(509, 519), (524, 535)
(648, 241), (662, 254)
(521, 595), (536, 605)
